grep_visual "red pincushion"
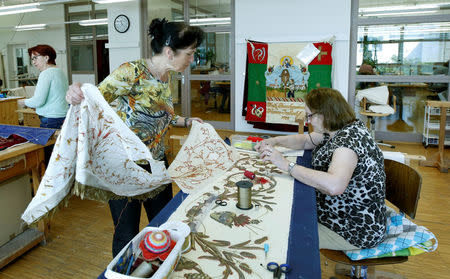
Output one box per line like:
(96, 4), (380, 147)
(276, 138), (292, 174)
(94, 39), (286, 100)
(139, 230), (177, 261)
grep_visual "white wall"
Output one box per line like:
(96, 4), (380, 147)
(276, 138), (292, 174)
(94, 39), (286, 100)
(0, 5), (68, 88)
(234, 0), (351, 133)
(106, 1), (144, 71)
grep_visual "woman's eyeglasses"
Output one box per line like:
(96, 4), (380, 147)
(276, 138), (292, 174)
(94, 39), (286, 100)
(31, 55), (41, 61)
(306, 112), (317, 120)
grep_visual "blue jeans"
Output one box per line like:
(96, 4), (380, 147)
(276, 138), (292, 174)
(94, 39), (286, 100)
(39, 116), (65, 165)
(39, 116), (66, 129)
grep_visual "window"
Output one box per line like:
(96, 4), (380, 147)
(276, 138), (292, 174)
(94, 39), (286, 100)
(350, 0), (449, 142)
(65, 2), (108, 83)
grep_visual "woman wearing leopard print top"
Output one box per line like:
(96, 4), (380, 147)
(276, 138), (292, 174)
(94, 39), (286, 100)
(255, 88), (386, 250)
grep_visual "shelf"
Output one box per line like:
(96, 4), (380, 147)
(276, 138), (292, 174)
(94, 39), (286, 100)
(428, 107), (450, 116)
(426, 122), (450, 130)
(0, 228), (45, 269)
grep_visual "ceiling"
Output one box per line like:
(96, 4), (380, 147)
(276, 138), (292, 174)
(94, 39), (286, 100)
(0, 0), (447, 9)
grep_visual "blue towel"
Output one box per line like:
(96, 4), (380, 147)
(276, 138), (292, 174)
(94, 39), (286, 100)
(0, 125), (55, 145)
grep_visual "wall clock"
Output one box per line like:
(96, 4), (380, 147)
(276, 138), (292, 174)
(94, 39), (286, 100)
(114, 14), (130, 33)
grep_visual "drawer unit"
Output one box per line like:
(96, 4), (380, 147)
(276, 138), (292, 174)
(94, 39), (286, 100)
(0, 174), (32, 247)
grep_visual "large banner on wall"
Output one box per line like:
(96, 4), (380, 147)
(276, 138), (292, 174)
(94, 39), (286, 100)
(243, 40), (333, 128)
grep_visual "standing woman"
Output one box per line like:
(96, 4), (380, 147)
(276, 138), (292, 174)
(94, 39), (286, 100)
(18, 44), (69, 129)
(66, 18), (204, 257)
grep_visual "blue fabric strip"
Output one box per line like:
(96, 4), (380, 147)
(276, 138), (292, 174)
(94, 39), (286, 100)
(286, 150), (321, 278)
(0, 124), (55, 145)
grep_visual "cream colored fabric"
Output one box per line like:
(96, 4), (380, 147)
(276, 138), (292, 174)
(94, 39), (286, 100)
(22, 84), (171, 224)
(167, 151), (295, 278)
(368, 104), (394, 114)
(356, 85), (389, 105)
(318, 223), (359, 250)
(168, 121), (240, 194)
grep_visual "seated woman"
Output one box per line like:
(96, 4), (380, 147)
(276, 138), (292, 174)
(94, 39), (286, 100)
(255, 88), (386, 250)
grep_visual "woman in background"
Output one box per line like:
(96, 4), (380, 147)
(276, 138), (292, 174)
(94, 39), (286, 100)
(66, 18), (204, 257)
(18, 44), (68, 129)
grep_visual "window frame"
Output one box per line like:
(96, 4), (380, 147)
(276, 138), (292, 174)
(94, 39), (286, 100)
(349, 0), (450, 142)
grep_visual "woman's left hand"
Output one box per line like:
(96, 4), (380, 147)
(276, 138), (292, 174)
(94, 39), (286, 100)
(258, 144), (289, 172)
(186, 117), (203, 126)
(17, 99), (26, 108)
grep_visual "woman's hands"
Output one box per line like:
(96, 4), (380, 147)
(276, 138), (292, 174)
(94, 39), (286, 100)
(177, 117), (203, 127)
(17, 99), (26, 108)
(65, 82), (84, 105)
(186, 117), (203, 126)
(254, 138), (277, 152)
(257, 142), (289, 172)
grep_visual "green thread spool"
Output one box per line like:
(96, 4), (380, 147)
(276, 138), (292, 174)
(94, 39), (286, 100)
(236, 180), (253, 210)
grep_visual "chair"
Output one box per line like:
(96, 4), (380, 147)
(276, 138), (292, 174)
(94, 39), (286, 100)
(359, 94), (397, 149)
(320, 159), (422, 279)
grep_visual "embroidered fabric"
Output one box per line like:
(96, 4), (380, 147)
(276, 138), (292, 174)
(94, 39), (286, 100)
(168, 121), (240, 194)
(167, 151), (295, 278)
(22, 84), (171, 224)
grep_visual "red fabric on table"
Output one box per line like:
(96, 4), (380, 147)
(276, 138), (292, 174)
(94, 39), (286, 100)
(0, 134), (28, 151)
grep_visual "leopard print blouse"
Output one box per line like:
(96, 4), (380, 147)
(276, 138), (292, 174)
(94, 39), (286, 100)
(312, 120), (386, 248)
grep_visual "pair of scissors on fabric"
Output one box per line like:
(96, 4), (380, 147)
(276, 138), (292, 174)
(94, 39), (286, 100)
(267, 262), (291, 278)
(212, 198), (227, 209)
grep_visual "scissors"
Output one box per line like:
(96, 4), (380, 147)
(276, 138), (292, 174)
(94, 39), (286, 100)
(212, 198), (227, 209)
(266, 262), (291, 278)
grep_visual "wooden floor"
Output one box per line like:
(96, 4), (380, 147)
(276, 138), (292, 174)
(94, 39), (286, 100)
(0, 128), (448, 279)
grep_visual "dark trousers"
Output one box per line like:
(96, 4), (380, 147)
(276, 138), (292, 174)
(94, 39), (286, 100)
(39, 116), (65, 165)
(108, 158), (173, 257)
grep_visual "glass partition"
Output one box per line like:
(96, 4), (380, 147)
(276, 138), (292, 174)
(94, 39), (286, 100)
(190, 79), (230, 121)
(357, 22), (450, 76)
(355, 82), (447, 135)
(189, 0), (231, 27)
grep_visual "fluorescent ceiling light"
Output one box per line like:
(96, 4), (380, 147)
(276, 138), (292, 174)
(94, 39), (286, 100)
(0, 3), (42, 16)
(15, 24), (47, 31)
(362, 10), (438, 17)
(189, 17), (231, 26)
(79, 18), (108, 26)
(360, 4), (441, 13)
(93, 0), (135, 3)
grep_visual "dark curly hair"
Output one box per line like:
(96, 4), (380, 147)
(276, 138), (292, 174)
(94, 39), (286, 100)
(28, 44), (57, 65)
(305, 88), (356, 131)
(148, 18), (204, 54)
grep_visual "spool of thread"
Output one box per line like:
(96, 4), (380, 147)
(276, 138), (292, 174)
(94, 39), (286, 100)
(130, 261), (153, 277)
(244, 170), (255, 180)
(236, 180), (253, 210)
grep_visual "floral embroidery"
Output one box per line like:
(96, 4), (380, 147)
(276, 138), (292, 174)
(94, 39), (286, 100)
(171, 152), (287, 278)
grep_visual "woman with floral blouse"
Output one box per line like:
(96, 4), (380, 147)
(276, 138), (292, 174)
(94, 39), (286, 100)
(66, 18), (204, 257)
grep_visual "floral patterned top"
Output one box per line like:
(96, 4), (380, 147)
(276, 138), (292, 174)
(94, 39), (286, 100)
(98, 59), (178, 160)
(312, 120), (386, 248)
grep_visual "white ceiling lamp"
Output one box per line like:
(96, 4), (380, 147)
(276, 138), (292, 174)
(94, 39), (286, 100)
(190, 17), (231, 26)
(360, 3), (449, 17)
(15, 23), (47, 31)
(363, 10), (438, 17)
(93, 0), (136, 4)
(79, 18), (108, 26)
(0, 3), (42, 16)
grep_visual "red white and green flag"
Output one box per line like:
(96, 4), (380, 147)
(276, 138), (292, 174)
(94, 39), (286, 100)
(244, 40), (333, 125)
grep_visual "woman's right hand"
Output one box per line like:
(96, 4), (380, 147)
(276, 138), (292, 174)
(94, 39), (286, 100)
(254, 138), (277, 152)
(66, 82), (84, 105)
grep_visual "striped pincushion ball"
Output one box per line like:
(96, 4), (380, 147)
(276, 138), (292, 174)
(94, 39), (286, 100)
(139, 230), (177, 261)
